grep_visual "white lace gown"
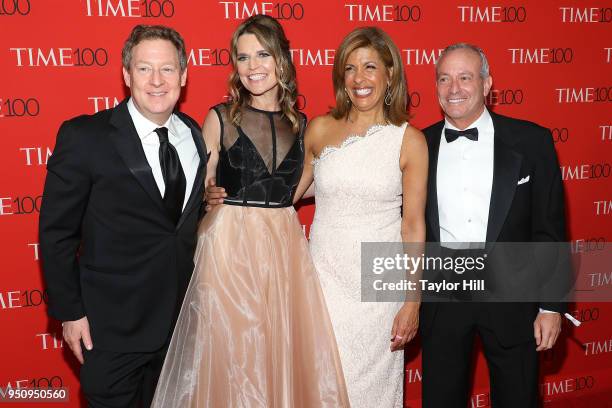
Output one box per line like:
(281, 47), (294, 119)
(310, 123), (407, 408)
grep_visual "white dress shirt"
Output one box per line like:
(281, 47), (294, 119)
(436, 109), (560, 316)
(127, 98), (200, 210)
(437, 108), (494, 247)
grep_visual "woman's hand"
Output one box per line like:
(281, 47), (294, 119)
(390, 301), (420, 352)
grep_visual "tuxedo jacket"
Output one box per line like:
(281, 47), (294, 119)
(40, 99), (207, 352)
(419, 111), (567, 346)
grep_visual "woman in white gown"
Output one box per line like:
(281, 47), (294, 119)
(293, 27), (428, 407)
(206, 27), (427, 407)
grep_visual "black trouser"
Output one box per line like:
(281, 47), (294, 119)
(80, 344), (168, 408)
(421, 302), (538, 408)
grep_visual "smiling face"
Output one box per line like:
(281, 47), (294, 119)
(123, 38), (186, 125)
(235, 33), (279, 99)
(436, 48), (492, 129)
(344, 46), (391, 114)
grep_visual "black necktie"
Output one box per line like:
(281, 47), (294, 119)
(444, 127), (479, 143)
(155, 127), (186, 224)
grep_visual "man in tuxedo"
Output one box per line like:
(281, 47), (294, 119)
(418, 43), (567, 407)
(39, 25), (206, 407)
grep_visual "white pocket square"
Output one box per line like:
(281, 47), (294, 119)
(517, 175), (530, 185)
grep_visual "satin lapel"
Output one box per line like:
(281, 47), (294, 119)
(485, 113), (523, 245)
(108, 101), (167, 215)
(425, 122), (443, 243)
(176, 113), (206, 230)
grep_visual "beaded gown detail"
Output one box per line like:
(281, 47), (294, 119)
(310, 123), (408, 408)
(152, 104), (349, 408)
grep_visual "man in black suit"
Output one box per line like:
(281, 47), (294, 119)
(39, 25), (206, 407)
(419, 43), (567, 407)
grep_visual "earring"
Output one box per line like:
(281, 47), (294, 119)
(345, 88), (351, 105)
(384, 86), (392, 106)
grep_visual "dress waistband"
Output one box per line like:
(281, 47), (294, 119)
(222, 199), (292, 209)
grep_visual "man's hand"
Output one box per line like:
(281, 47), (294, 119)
(204, 178), (226, 212)
(63, 316), (93, 364)
(390, 302), (420, 352)
(534, 312), (562, 351)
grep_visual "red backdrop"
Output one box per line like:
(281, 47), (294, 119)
(1, 1), (611, 406)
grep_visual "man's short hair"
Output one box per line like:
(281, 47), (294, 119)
(436, 43), (490, 78)
(122, 25), (187, 72)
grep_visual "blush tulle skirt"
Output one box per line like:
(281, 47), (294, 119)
(151, 205), (349, 408)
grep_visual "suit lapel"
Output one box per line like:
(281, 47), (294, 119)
(425, 122), (444, 243)
(175, 112), (206, 230)
(108, 100), (168, 215)
(485, 112), (523, 244)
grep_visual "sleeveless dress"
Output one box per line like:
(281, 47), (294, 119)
(310, 123), (408, 408)
(152, 104), (349, 408)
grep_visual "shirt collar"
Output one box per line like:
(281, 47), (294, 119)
(127, 97), (173, 140)
(443, 108), (493, 141)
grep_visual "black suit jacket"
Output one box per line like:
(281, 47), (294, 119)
(419, 110), (567, 346)
(40, 99), (206, 352)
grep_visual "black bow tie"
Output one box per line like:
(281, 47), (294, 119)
(444, 127), (479, 143)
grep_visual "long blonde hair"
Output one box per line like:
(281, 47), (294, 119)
(228, 15), (300, 133)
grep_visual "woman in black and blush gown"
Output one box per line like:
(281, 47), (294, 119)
(151, 15), (348, 408)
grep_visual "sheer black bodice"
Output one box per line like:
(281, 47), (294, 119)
(212, 103), (306, 208)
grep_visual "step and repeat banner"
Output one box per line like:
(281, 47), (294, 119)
(1, 1), (611, 406)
